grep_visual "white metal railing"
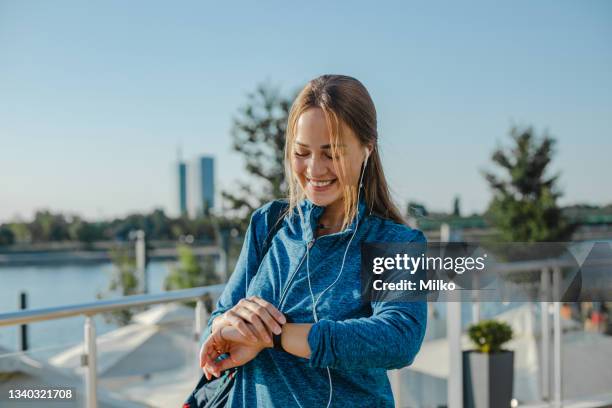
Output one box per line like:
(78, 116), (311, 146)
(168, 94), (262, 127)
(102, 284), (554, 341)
(2, 254), (611, 407)
(0, 284), (226, 408)
(443, 256), (612, 408)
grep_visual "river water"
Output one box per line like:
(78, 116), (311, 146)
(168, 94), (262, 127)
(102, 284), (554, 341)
(0, 261), (175, 358)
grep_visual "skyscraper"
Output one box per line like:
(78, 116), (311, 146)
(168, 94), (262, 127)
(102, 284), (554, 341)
(189, 155), (215, 217)
(177, 161), (187, 216)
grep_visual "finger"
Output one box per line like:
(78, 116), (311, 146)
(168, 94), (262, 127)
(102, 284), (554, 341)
(234, 306), (271, 343)
(204, 363), (218, 380)
(202, 365), (212, 380)
(242, 299), (283, 335)
(224, 310), (259, 342)
(199, 343), (206, 367)
(200, 336), (215, 367)
(210, 356), (239, 376)
(202, 332), (224, 366)
(249, 296), (286, 325)
(205, 347), (221, 366)
(207, 336), (226, 364)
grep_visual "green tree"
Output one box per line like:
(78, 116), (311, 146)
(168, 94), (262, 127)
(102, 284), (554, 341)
(164, 245), (220, 309)
(0, 225), (15, 246)
(222, 83), (296, 222)
(407, 201), (428, 218)
(9, 223), (31, 243)
(150, 208), (171, 239)
(453, 196), (461, 217)
(29, 211), (70, 242)
(98, 246), (140, 326)
(68, 217), (103, 244)
(483, 127), (574, 242)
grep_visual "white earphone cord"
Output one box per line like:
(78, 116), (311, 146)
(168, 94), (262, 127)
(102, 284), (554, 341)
(305, 150), (369, 408)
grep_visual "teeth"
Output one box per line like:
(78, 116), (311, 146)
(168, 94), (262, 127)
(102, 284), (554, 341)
(309, 179), (334, 187)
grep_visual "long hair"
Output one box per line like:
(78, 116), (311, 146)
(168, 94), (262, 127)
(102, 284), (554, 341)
(284, 74), (405, 229)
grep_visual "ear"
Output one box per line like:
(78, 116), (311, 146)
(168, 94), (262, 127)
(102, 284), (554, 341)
(363, 145), (373, 160)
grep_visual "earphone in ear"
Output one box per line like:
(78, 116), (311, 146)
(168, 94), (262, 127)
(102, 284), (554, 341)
(360, 146), (371, 189)
(363, 146), (372, 169)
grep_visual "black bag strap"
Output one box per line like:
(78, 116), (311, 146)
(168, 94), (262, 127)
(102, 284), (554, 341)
(259, 200), (289, 260)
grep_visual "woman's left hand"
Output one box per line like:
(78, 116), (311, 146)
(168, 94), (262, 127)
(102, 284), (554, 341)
(200, 325), (272, 379)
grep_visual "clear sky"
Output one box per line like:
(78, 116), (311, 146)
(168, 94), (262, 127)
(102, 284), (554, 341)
(1, 0), (610, 222)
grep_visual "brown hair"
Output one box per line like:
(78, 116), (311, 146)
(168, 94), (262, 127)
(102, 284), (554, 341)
(284, 74), (405, 229)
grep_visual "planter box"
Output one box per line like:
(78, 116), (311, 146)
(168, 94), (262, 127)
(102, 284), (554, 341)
(463, 350), (514, 408)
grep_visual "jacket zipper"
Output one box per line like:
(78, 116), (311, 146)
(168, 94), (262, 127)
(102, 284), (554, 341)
(277, 239), (315, 312)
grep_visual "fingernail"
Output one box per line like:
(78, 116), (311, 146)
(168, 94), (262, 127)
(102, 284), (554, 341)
(280, 316), (286, 324)
(265, 336), (272, 343)
(273, 327), (281, 335)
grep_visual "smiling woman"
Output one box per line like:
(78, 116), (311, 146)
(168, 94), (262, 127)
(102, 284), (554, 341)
(195, 74), (427, 408)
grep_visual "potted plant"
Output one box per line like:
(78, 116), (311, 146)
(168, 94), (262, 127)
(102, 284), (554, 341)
(463, 320), (514, 408)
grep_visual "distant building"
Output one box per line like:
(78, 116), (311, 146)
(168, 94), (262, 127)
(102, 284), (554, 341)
(177, 161), (187, 216)
(189, 155), (215, 217)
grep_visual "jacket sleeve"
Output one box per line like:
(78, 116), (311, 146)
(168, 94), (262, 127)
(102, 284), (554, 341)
(199, 205), (270, 343)
(307, 229), (428, 370)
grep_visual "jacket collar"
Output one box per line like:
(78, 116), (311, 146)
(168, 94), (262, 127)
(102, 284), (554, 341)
(297, 194), (368, 242)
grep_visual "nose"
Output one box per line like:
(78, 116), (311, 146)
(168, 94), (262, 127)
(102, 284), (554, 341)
(306, 155), (329, 179)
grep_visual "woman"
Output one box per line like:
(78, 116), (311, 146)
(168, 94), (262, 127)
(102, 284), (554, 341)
(199, 74), (427, 407)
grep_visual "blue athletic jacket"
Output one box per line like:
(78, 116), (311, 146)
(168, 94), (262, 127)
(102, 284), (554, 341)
(202, 198), (427, 407)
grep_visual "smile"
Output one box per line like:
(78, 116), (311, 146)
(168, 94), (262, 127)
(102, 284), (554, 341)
(307, 178), (336, 187)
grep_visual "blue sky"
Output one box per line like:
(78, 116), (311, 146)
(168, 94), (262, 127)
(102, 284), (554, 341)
(1, 0), (610, 222)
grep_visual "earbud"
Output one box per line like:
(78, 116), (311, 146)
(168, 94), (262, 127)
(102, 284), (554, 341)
(359, 146), (371, 189)
(363, 146), (372, 169)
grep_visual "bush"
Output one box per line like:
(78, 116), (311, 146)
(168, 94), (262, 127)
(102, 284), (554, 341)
(467, 320), (513, 353)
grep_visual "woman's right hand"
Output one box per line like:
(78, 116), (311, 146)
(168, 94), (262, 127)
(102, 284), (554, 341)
(211, 296), (286, 344)
(200, 325), (272, 379)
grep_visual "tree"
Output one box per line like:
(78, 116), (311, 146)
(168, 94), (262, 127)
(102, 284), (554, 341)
(164, 245), (220, 310)
(0, 225), (15, 246)
(67, 217), (103, 244)
(483, 126), (574, 242)
(8, 223), (30, 243)
(98, 246), (140, 326)
(222, 83), (296, 222)
(452, 196), (461, 217)
(29, 210), (70, 242)
(407, 201), (428, 218)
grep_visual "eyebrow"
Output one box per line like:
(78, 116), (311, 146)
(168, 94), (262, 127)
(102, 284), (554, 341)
(295, 141), (346, 149)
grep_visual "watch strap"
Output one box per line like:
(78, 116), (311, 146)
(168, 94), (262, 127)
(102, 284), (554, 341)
(273, 331), (284, 351)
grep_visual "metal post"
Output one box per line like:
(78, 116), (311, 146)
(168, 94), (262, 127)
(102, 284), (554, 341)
(194, 299), (205, 342)
(194, 299), (206, 374)
(440, 223), (451, 242)
(442, 222), (463, 408)
(552, 267), (563, 407)
(471, 273), (480, 324)
(219, 227), (231, 281)
(390, 370), (402, 407)
(540, 268), (550, 401)
(219, 248), (228, 281)
(84, 316), (97, 408)
(448, 301), (463, 408)
(135, 230), (148, 294)
(18, 292), (28, 352)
